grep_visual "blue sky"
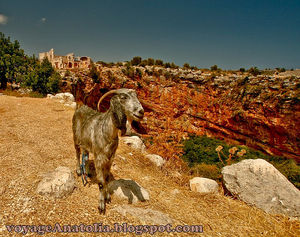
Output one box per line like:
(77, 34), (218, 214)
(1, 0), (299, 69)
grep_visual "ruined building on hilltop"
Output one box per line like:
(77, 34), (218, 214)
(39, 48), (92, 70)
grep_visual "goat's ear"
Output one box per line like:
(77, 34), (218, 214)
(111, 97), (127, 134)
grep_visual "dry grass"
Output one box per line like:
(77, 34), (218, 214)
(0, 95), (299, 236)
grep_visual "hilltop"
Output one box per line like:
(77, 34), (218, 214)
(0, 94), (299, 236)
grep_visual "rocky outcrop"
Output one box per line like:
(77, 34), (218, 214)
(222, 159), (300, 217)
(189, 177), (219, 194)
(36, 166), (76, 198)
(71, 67), (300, 162)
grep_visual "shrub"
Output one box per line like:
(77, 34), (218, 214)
(88, 63), (100, 83)
(135, 68), (143, 78)
(146, 58), (154, 66)
(189, 163), (221, 180)
(183, 63), (191, 69)
(181, 135), (300, 188)
(248, 67), (260, 76)
(155, 59), (164, 66)
(210, 65), (219, 71)
(131, 56), (142, 66)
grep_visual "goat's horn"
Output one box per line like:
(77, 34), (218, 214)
(97, 89), (118, 111)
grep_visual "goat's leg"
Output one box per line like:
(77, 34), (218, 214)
(75, 144), (81, 176)
(98, 183), (106, 214)
(95, 154), (108, 214)
(105, 171), (114, 204)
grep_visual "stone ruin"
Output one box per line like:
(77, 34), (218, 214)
(39, 48), (91, 70)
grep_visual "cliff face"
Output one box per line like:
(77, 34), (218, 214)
(70, 67), (300, 162)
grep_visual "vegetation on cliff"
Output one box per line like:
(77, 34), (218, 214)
(182, 135), (300, 189)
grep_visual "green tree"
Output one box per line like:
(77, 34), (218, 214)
(0, 32), (27, 89)
(239, 68), (246, 73)
(164, 62), (171, 68)
(248, 67), (260, 76)
(155, 59), (164, 66)
(210, 65), (218, 71)
(147, 58), (155, 66)
(170, 62), (178, 69)
(131, 56), (142, 66)
(22, 58), (61, 95)
(183, 63), (191, 69)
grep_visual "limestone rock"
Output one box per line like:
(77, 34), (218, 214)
(108, 179), (149, 204)
(222, 159), (300, 217)
(48, 92), (75, 104)
(112, 205), (173, 225)
(145, 154), (165, 167)
(121, 136), (146, 153)
(36, 166), (76, 198)
(189, 177), (219, 194)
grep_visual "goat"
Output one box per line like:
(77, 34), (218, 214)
(72, 88), (144, 214)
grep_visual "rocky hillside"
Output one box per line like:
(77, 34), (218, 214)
(0, 95), (299, 236)
(66, 66), (300, 163)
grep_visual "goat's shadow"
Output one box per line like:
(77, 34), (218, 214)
(85, 160), (147, 204)
(108, 179), (146, 204)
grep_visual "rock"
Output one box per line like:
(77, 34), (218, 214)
(108, 179), (149, 204)
(189, 177), (219, 194)
(121, 136), (146, 153)
(65, 102), (76, 109)
(222, 159), (300, 217)
(145, 154), (165, 167)
(112, 205), (173, 225)
(36, 166), (76, 198)
(49, 92), (75, 103)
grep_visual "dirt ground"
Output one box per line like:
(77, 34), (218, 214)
(0, 95), (299, 236)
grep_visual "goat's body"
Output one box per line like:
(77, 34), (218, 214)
(72, 89), (144, 214)
(73, 105), (118, 156)
(72, 105), (119, 212)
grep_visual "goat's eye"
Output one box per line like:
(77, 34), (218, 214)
(120, 94), (128, 100)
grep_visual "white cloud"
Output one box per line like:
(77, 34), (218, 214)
(41, 17), (46, 23)
(0, 14), (8, 25)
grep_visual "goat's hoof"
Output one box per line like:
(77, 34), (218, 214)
(98, 205), (106, 214)
(76, 168), (82, 176)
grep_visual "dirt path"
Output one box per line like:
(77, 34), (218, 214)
(0, 95), (299, 236)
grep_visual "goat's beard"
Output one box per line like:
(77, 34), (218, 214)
(131, 120), (147, 134)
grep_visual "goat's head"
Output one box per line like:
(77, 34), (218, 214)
(98, 89), (144, 129)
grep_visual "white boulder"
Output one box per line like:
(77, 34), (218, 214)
(36, 166), (76, 198)
(145, 154), (165, 167)
(189, 177), (219, 194)
(222, 159), (300, 217)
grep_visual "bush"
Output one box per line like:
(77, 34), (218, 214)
(147, 58), (155, 66)
(210, 65), (219, 71)
(190, 163), (221, 180)
(155, 59), (164, 66)
(181, 135), (300, 188)
(47, 72), (61, 94)
(89, 63), (100, 83)
(183, 63), (190, 69)
(131, 56), (142, 66)
(22, 58), (61, 95)
(248, 67), (260, 76)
